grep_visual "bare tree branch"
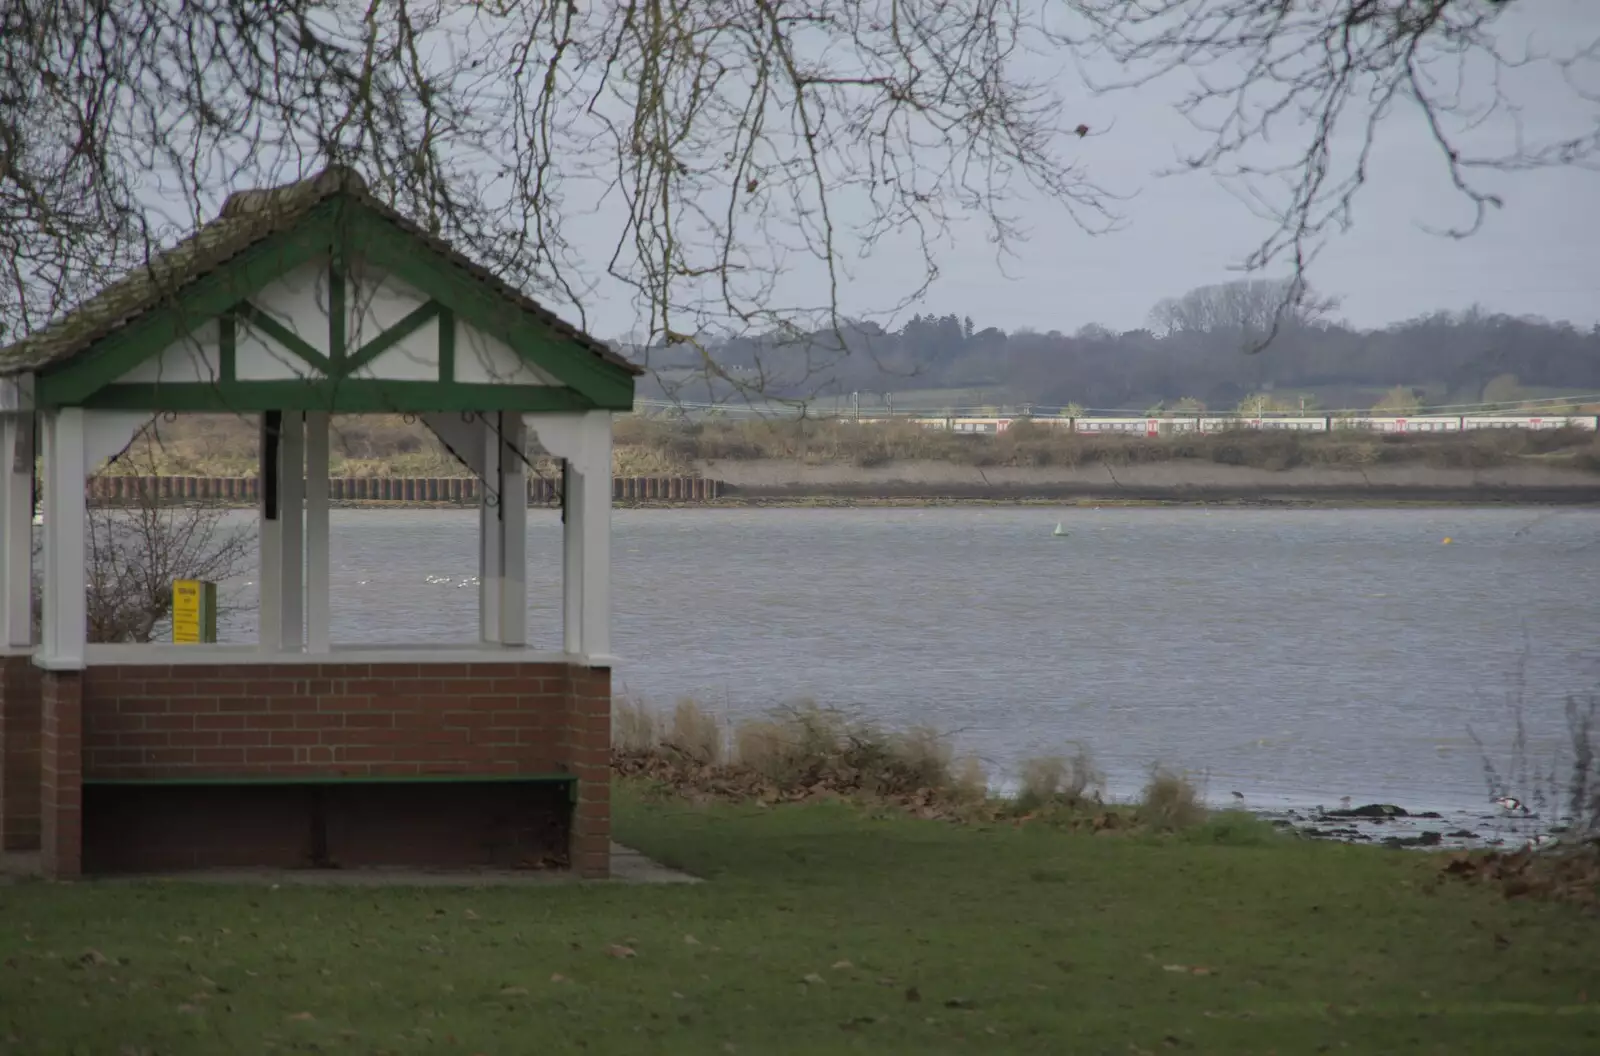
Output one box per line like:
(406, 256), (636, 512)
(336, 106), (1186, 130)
(1, 1), (1591, 386)
(1066, 0), (1599, 329)
(0, 0), (1111, 401)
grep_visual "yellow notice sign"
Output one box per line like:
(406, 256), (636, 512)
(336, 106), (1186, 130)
(172, 579), (217, 644)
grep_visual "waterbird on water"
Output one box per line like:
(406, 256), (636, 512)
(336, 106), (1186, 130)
(1494, 796), (1529, 815)
(1230, 791), (1244, 802)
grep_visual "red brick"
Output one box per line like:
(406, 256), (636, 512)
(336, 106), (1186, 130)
(368, 664), (422, 679)
(40, 671), (84, 878)
(143, 680), (199, 697)
(340, 745), (395, 763)
(192, 681), (250, 698)
(168, 730), (222, 748)
(90, 712), (144, 733)
(194, 747), (247, 766)
(120, 731), (171, 748)
(143, 713), (197, 731)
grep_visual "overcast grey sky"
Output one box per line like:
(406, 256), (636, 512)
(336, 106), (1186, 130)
(571, 0), (1600, 341)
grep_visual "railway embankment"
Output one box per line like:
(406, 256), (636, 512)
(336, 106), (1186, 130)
(699, 456), (1600, 504)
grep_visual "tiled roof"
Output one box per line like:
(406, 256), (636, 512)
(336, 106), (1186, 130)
(0, 166), (641, 377)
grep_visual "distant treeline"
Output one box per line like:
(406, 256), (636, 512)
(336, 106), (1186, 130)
(630, 279), (1600, 412)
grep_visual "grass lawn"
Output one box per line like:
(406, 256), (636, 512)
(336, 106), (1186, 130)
(2, 789), (1598, 1055)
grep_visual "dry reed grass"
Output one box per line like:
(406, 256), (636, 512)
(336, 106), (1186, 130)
(612, 698), (1215, 833)
(1137, 767), (1208, 831)
(1015, 745), (1105, 810)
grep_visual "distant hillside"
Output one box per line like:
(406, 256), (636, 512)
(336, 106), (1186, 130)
(625, 280), (1600, 413)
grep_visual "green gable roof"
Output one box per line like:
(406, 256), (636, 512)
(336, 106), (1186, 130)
(0, 166), (640, 412)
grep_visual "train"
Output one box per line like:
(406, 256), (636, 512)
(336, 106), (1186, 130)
(849, 413), (1600, 437)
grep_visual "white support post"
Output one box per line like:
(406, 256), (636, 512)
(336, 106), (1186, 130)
(305, 411), (331, 654)
(1, 414), (34, 648)
(278, 412), (305, 651)
(38, 409), (86, 668)
(527, 411), (613, 663)
(561, 466), (583, 656)
(478, 415), (502, 645)
(257, 414), (282, 651)
(576, 411), (613, 662)
(498, 412), (527, 648)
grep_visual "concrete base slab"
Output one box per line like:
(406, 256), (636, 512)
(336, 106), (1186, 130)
(0, 850), (39, 882)
(0, 843), (699, 886)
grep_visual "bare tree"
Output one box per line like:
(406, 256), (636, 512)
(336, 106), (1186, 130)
(0, 1), (1593, 387)
(84, 493), (255, 643)
(32, 427), (257, 644)
(1071, 1), (1599, 317)
(1148, 277), (1339, 337)
(0, 0), (1113, 402)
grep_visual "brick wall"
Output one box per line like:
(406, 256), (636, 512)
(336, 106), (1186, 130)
(565, 665), (612, 878)
(28, 659), (613, 879)
(80, 662), (572, 779)
(0, 655), (42, 851)
(40, 671), (83, 878)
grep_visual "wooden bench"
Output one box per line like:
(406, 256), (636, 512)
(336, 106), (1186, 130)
(80, 773), (578, 872)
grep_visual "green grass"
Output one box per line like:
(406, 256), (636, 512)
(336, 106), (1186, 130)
(3, 788), (1599, 1054)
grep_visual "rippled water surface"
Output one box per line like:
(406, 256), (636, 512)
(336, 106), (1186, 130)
(218, 506), (1600, 811)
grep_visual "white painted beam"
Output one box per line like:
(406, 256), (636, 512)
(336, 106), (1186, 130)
(278, 412), (305, 651)
(257, 414), (282, 651)
(305, 411), (331, 653)
(497, 413), (527, 648)
(561, 467), (583, 656)
(478, 414), (502, 644)
(38, 410), (87, 668)
(526, 411), (613, 662)
(419, 413), (488, 478)
(1, 414), (34, 648)
(576, 411), (613, 662)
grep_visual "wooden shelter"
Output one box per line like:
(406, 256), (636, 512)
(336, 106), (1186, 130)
(0, 167), (638, 878)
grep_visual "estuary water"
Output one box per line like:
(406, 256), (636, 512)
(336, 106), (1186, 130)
(215, 506), (1600, 814)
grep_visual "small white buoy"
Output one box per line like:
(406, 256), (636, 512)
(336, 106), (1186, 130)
(1052, 522), (1069, 537)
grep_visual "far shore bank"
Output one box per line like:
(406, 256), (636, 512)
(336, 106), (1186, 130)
(84, 454), (1600, 510)
(87, 488), (1600, 511)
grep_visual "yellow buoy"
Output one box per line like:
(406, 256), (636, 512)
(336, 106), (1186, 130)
(1442, 537), (1453, 545)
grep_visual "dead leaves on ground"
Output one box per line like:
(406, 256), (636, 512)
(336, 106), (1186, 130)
(1161, 964), (1217, 977)
(1442, 845), (1600, 907)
